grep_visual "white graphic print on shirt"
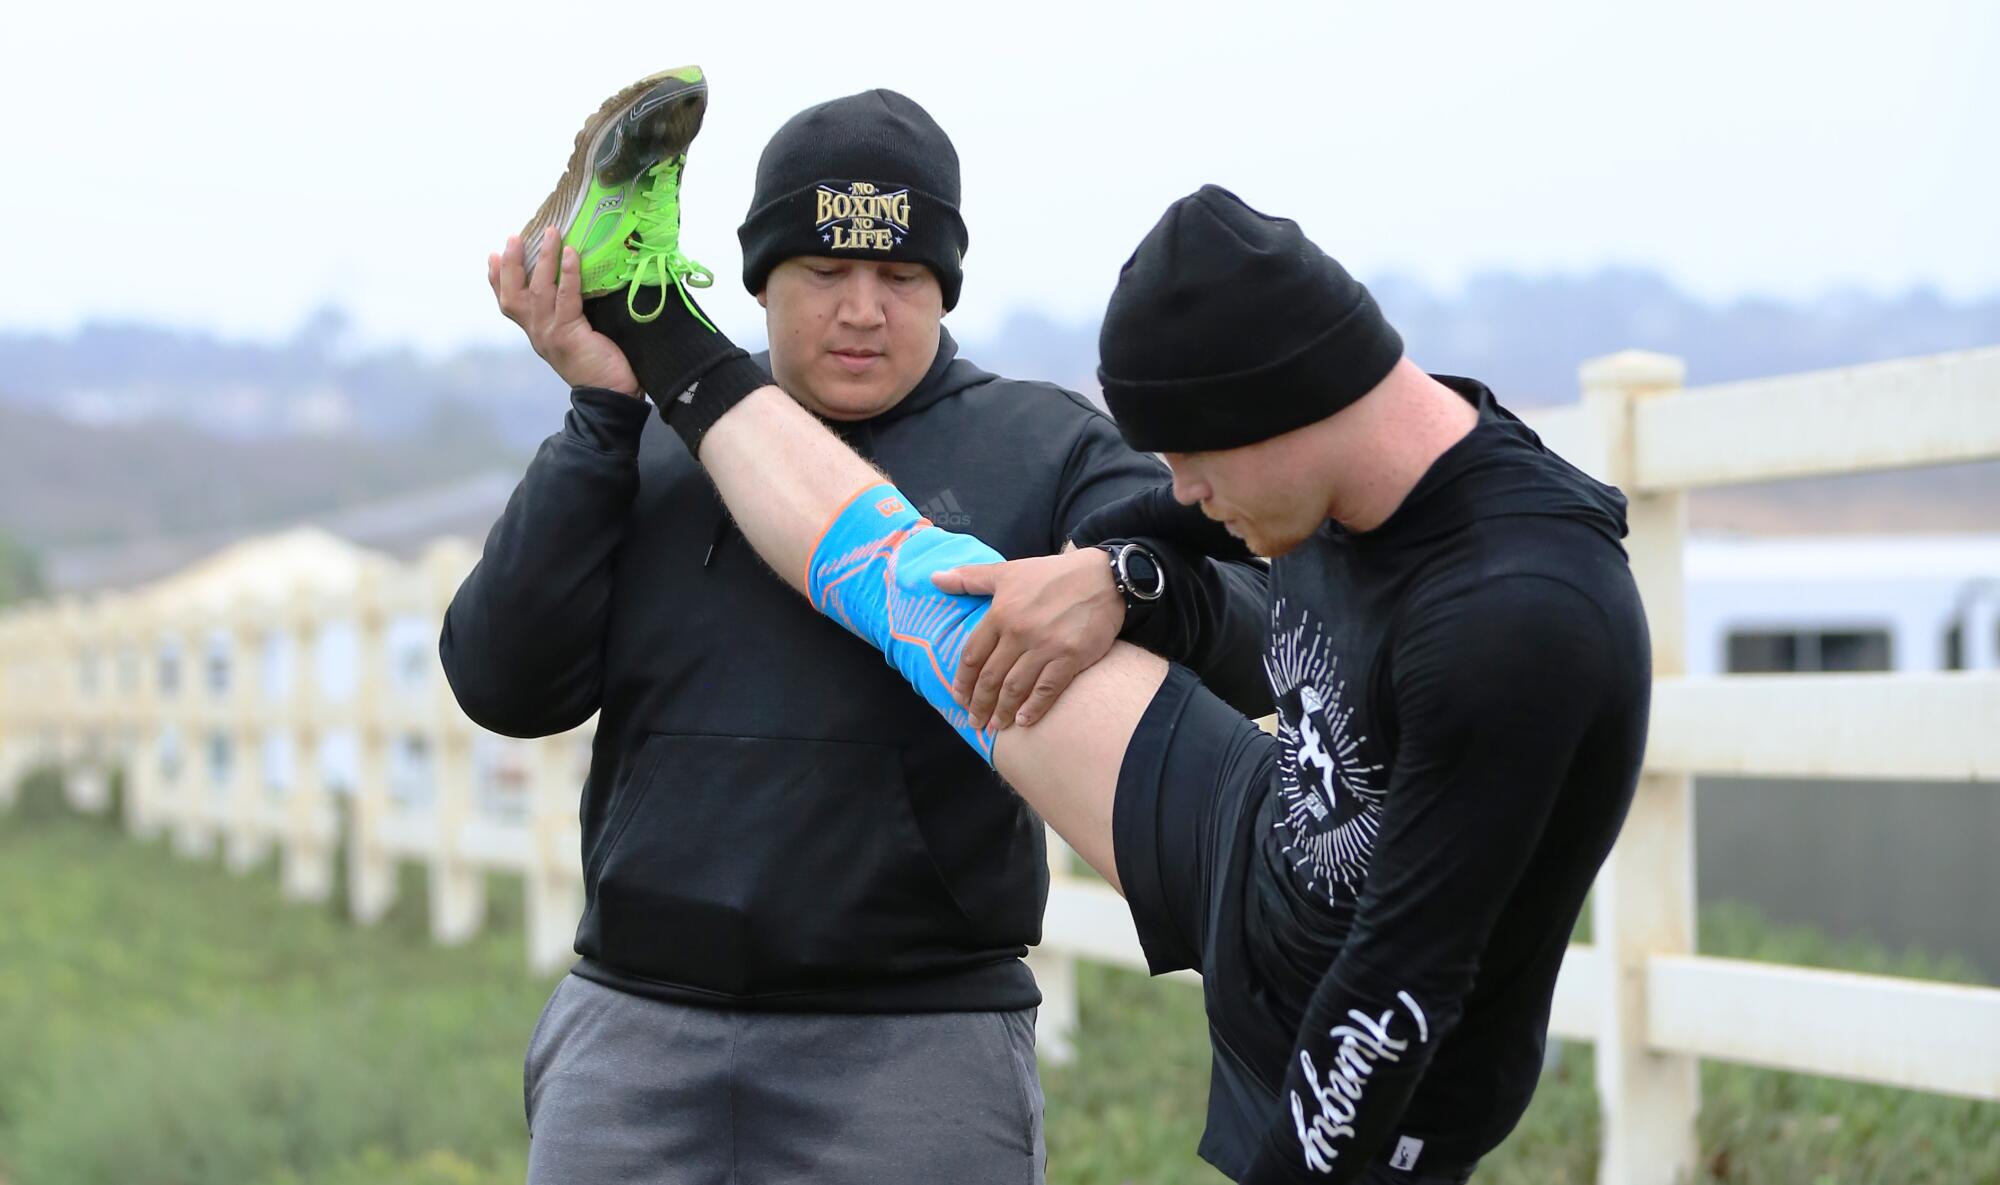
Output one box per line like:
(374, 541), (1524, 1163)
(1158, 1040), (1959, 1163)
(1265, 597), (1386, 905)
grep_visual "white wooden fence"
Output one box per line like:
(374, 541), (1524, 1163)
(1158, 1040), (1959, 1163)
(2, 346), (1997, 1184)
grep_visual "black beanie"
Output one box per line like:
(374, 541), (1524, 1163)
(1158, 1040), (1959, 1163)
(737, 89), (970, 310)
(1097, 185), (1403, 453)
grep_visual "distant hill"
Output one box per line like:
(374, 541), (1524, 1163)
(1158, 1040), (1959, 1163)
(0, 308), (572, 451)
(964, 269), (2000, 405)
(6, 270), (1997, 445)
(0, 399), (524, 555)
(1, 270), (1994, 588)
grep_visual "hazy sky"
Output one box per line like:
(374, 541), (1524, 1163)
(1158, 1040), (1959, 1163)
(3, 0), (1993, 353)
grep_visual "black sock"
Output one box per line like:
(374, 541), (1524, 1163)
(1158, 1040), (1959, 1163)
(584, 291), (769, 456)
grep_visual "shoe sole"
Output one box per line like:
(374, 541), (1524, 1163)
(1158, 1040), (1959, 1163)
(520, 66), (709, 280)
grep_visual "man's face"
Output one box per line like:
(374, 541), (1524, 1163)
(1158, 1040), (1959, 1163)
(1164, 428), (1328, 557)
(760, 257), (944, 421)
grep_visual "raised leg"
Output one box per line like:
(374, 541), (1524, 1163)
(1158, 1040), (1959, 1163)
(696, 386), (1165, 888)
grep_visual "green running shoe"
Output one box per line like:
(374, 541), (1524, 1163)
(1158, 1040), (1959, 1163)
(519, 66), (712, 313)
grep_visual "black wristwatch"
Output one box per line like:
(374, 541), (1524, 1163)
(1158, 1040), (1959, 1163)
(1095, 541), (1166, 614)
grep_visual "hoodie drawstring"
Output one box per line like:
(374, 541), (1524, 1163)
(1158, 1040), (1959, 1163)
(704, 513), (732, 569)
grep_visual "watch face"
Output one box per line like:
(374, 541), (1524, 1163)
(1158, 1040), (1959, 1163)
(1124, 547), (1163, 600)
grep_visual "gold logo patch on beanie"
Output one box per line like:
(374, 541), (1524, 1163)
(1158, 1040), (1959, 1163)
(813, 181), (911, 251)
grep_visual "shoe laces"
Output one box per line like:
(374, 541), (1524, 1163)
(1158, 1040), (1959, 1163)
(626, 157), (717, 328)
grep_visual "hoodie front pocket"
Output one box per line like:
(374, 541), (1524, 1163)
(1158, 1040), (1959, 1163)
(588, 733), (966, 995)
(582, 734), (670, 887)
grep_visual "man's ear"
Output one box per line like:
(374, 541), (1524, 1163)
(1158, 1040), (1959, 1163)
(756, 288), (768, 309)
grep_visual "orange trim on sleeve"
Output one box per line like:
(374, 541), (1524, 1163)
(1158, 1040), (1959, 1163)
(802, 481), (895, 594)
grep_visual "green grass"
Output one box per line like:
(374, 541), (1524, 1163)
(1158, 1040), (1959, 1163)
(2, 784), (1995, 1184)
(0, 779), (546, 1185)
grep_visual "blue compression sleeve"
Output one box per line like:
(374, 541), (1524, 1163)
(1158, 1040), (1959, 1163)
(805, 483), (1001, 762)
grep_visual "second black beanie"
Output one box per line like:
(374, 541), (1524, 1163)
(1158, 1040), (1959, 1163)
(1098, 185), (1402, 453)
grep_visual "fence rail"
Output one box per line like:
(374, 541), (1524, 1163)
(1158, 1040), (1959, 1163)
(1648, 671), (2000, 779)
(3, 345), (1997, 1184)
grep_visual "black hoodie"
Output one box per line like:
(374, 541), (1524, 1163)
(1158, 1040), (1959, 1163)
(440, 330), (1272, 1012)
(1190, 378), (1652, 1183)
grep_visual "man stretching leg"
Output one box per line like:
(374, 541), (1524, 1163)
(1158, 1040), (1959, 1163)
(496, 184), (1651, 1184)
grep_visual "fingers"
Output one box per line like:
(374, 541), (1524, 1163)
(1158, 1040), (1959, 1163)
(494, 234), (527, 320)
(967, 633), (1027, 730)
(557, 244), (585, 325)
(1012, 657), (1079, 729)
(932, 562), (1002, 597)
(989, 647), (1053, 731)
(952, 613), (1001, 706)
(527, 227), (558, 317)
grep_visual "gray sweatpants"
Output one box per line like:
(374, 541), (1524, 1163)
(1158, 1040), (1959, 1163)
(524, 973), (1046, 1185)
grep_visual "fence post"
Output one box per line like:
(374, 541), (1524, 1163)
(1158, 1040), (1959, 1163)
(166, 611), (214, 860)
(123, 598), (163, 837)
(6, 611), (37, 807)
(281, 576), (335, 902)
(0, 612), (23, 808)
(422, 544), (484, 945)
(53, 597), (100, 812)
(1029, 824), (1080, 1064)
(223, 595), (268, 873)
(24, 601), (56, 790)
(15, 606), (48, 782)
(1580, 350), (1701, 1185)
(75, 600), (113, 814)
(97, 592), (134, 823)
(348, 569), (399, 924)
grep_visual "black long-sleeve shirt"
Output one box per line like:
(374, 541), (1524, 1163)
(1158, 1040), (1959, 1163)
(1234, 378), (1651, 1181)
(441, 330), (1272, 1011)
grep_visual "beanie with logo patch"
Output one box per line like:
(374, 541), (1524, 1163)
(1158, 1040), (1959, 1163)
(1097, 185), (1403, 454)
(737, 89), (970, 310)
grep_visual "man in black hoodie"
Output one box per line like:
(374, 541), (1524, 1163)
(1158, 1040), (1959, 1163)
(451, 85), (1270, 1184)
(567, 184), (1652, 1184)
